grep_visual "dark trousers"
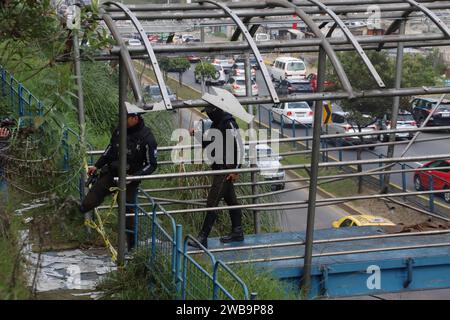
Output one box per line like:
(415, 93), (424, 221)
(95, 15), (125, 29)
(200, 174), (242, 237)
(80, 172), (140, 250)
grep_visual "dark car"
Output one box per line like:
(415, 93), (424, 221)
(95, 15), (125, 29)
(234, 56), (259, 70)
(143, 85), (176, 102)
(275, 79), (313, 95)
(411, 97), (450, 127)
(414, 159), (450, 203)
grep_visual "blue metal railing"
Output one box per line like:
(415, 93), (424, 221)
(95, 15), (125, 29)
(137, 190), (250, 300)
(0, 65), (92, 199)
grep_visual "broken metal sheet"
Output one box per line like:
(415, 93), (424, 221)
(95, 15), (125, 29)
(21, 230), (116, 293)
(202, 86), (254, 124)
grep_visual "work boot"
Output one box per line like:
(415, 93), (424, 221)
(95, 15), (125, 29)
(187, 233), (208, 249)
(220, 226), (244, 243)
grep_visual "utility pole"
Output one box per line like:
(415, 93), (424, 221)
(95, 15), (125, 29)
(117, 57), (128, 267)
(382, 21), (405, 193)
(301, 46), (326, 296)
(245, 53), (259, 234)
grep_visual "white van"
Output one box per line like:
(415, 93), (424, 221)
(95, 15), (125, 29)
(271, 57), (306, 82)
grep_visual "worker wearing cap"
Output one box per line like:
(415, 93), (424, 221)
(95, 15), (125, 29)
(189, 105), (245, 249)
(80, 111), (158, 251)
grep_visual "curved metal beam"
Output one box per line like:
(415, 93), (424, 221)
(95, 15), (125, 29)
(266, 0), (355, 99)
(404, 0), (450, 39)
(99, 9), (143, 103)
(304, 0), (386, 88)
(231, 18), (261, 42)
(378, 0), (450, 51)
(195, 0), (280, 104)
(104, 2), (173, 110)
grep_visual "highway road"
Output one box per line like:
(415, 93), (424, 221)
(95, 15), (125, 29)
(168, 64), (450, 210)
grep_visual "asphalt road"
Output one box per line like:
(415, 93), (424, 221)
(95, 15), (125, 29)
(171, 64), (450, 209)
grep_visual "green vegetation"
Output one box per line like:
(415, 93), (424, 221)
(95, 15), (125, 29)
(0, 202), (29, 300)
(327, 50), (439, 120)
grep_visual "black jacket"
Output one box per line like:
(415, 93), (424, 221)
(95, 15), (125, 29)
(95, 119), (158, 176)
(202, 113), (244, 170)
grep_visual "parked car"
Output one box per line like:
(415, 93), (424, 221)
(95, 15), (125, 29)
(244, 144), (285, 190)
(194, 63), (226, 86)
(213, 56), (235, 73)
(126, 38), (142, 46)
(306, 73), (336, 92)
(411, 97), (450, 127)
(143, 85), (176, 102)
(271, 101), (314, 126)
(255, 33), (270, 42)
(180, 34), (194, 42)
(270, 57), (306, 82)
(187, 55), (201, 63)
(324, 111), (379, 149)
(230, 62), (256, 79)
(378, 111), (417, 142)
(332, 215), (396, 228)
(275, 79), (313, 95)
(185, 37), (201, 43)
(147, 34), (160, 43)
(223, 76), (258, 96)
(414, 159), (450, 203)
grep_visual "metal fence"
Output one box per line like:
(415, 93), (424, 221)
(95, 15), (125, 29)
(136, 189), (250, 300)
(0, 64), (91, 200)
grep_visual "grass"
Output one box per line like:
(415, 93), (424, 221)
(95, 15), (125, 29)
(0, 201), (31, 300)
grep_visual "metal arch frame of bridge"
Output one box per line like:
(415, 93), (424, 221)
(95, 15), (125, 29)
(377, 0), (450, 51)
(266, 0), (355, 99)
(69, 0), (450, 295)
(227, 0), (356, 100)
(99, 9), (143, 103)
(194, 0), (280, 104)
(103, 1), (173, 111)
(303, 0), (386, 88)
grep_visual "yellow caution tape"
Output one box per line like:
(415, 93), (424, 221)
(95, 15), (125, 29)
(84, 186), (121, 263)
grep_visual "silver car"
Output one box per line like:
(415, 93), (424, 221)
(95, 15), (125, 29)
(379, 111), (417, 142)
(244, 144), (285, 190)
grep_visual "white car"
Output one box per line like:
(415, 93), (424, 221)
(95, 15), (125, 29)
(224, 76), (258, 97)
(195, 63), (226, 86)
(271, 101), (314, 126)
(255, 33), (270, 42)
(181, 34), (194, 42)
(213, 57), (235, 73)
(379, 111), (417, 141)
(127, 39), (142, 46)
(244, 144), (285, 190)
(324, 111), (379, 149)
(231, 62), (256, 79)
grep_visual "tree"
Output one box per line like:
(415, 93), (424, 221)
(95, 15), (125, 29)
(194, 62), (217, 93)
(159, 57), (191, 87)
(326, 50), (438, 193)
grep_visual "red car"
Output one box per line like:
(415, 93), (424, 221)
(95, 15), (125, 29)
(187, 55), (201, 63)
(306, 73), (336, 92)
(414, 160), (450, 203)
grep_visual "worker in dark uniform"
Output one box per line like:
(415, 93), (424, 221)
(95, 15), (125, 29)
(80, 112), (158, 251)
(189, 105), (244, 249)
(0, 125), (11, 194)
